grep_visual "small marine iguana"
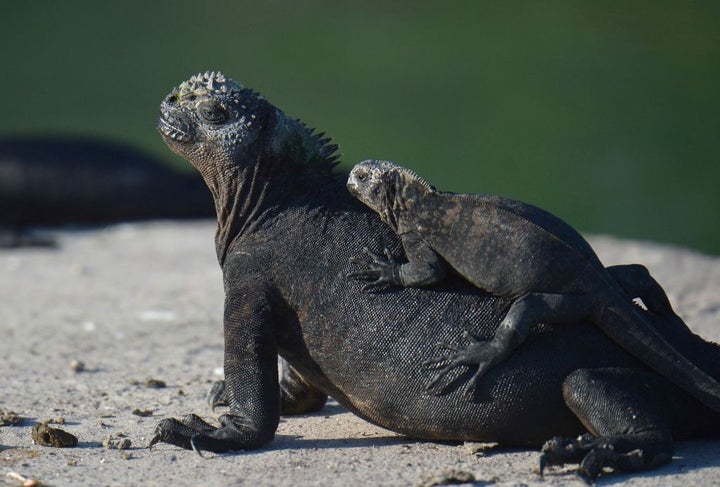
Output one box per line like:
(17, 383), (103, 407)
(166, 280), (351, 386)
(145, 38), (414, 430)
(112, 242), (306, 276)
(346, 159), (720, 410)
(151, 71), (720, 482)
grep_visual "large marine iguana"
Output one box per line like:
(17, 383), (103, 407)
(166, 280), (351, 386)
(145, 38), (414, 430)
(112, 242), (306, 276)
(0, 136), (213, 247)
(150, 71), (720, 482)
(345, 159), (720, 406)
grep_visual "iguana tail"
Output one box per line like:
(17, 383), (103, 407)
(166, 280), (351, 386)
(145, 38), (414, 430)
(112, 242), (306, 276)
(601, 300), (720, 413)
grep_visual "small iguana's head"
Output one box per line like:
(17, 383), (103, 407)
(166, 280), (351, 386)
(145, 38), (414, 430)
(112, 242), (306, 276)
(347, 159), (433, 230)
(158, 71), (272, 172)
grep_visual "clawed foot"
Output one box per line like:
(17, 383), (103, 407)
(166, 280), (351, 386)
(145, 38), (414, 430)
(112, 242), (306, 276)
(347, 247), (401, 291)
(148, 413), (267, 454)
(539, 434), (656, 483)
(423, 331), (501, 396)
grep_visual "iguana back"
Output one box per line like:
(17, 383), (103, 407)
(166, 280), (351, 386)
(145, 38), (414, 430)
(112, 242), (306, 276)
(418, 191), (602, 296)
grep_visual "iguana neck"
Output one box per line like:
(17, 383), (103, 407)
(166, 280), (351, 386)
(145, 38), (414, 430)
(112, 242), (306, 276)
(200, 158), (268, 265)
(206, 110), (339, 265)
(392, 173), (434, 236)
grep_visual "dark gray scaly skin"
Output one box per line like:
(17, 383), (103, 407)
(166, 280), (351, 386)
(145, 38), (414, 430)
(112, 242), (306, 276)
(346, 159), (720, 410)
(0, 136), (213, 247)
(150, 72), (720, 482)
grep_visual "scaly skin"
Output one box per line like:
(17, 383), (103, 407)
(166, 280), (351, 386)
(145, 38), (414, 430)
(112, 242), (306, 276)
(150, 72), (720, 482)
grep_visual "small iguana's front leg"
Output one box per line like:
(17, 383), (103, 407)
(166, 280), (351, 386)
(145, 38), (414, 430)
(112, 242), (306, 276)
(151, 287), (280, 453)
(347, 247), (403, 290)
(347, 233), (446, 290)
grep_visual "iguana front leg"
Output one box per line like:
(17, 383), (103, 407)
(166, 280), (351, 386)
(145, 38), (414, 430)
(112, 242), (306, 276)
(347, 233), (446, 289)
(150, 287), (280, 452)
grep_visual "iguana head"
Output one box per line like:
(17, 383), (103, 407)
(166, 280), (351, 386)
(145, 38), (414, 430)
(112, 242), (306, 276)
(159, 71), (339, 181)
(158, 71), (272, 174)
(159, 72), (340, 262)
(347, 159), (434, 231)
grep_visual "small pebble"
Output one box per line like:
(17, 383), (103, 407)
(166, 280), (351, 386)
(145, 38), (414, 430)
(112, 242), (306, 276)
(145, 379), (166, 389)
(416, 469), (476, 487)
(0, 410), (22, 426)
(70, 360), (86, 373)
(31, 423), (78, 448)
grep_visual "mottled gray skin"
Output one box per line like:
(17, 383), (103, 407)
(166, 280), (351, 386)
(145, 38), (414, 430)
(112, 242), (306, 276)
(151, 72), (720, 482)
(347, 159), (720, 411)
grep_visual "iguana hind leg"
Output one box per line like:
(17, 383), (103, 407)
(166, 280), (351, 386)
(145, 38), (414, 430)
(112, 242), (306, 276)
(277, 360), (328, 415)
(540, 367), (674, 482)
(607, 264), (682, 322)
(424, 292), (593, 395)
(207, 359), (327, 415)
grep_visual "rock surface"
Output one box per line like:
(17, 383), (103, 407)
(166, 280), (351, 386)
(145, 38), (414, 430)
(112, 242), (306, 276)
(0, 221), (718, 486)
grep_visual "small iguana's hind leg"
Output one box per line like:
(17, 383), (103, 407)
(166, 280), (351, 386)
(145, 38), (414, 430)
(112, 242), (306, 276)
(540, 367), (674, 482)
(607, 264), (684, 324)
(425, 293), (593, 395)
(208, 358), (327, 415)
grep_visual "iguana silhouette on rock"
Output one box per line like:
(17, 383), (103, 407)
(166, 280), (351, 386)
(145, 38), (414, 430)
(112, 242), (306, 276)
(150, 72), (720, 482)
(346, 159), (720, 408)
(0, 136), (213, 247)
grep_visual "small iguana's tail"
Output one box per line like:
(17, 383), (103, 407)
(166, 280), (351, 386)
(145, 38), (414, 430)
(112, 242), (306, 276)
(601, 300), (720, 413)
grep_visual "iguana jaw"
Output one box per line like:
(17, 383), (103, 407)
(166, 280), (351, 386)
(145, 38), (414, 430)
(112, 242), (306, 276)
(158, 109), (196, 145)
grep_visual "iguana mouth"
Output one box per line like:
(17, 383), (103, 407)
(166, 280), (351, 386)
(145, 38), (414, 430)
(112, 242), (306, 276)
(158, 114), (195, 143)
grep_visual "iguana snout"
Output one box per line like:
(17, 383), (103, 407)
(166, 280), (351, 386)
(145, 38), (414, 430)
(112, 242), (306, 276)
(158, 104), (196, 144)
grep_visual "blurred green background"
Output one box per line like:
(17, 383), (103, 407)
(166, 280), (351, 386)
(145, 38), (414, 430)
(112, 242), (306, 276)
(2, 1), (719, 253)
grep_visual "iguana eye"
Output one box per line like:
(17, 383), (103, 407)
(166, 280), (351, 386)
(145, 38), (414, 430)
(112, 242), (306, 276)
(197, 101), (229, 124)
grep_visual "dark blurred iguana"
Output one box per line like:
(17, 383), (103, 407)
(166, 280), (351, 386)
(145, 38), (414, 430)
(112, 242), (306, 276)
(346, 159), (720, 408)
(150, 71), (720, 482)
(0, 136), (213, 247)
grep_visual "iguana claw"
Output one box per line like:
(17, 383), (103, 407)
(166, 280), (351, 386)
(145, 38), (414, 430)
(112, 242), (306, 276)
(423, 331), (501, 395)
(537, 433), (653, 484)
(147, 433), (161, 450)
(347, 247), (402, 290)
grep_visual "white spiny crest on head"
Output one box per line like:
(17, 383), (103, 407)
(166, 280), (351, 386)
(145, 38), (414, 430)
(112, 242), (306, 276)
(173, 71), (251, 100)
(364, 160), (434, 192)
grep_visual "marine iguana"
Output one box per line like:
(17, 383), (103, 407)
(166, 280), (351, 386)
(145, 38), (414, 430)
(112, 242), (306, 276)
(0, 136), (213, 247)
(150, 71), (720, 482)
(346, 159), (720, 408)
